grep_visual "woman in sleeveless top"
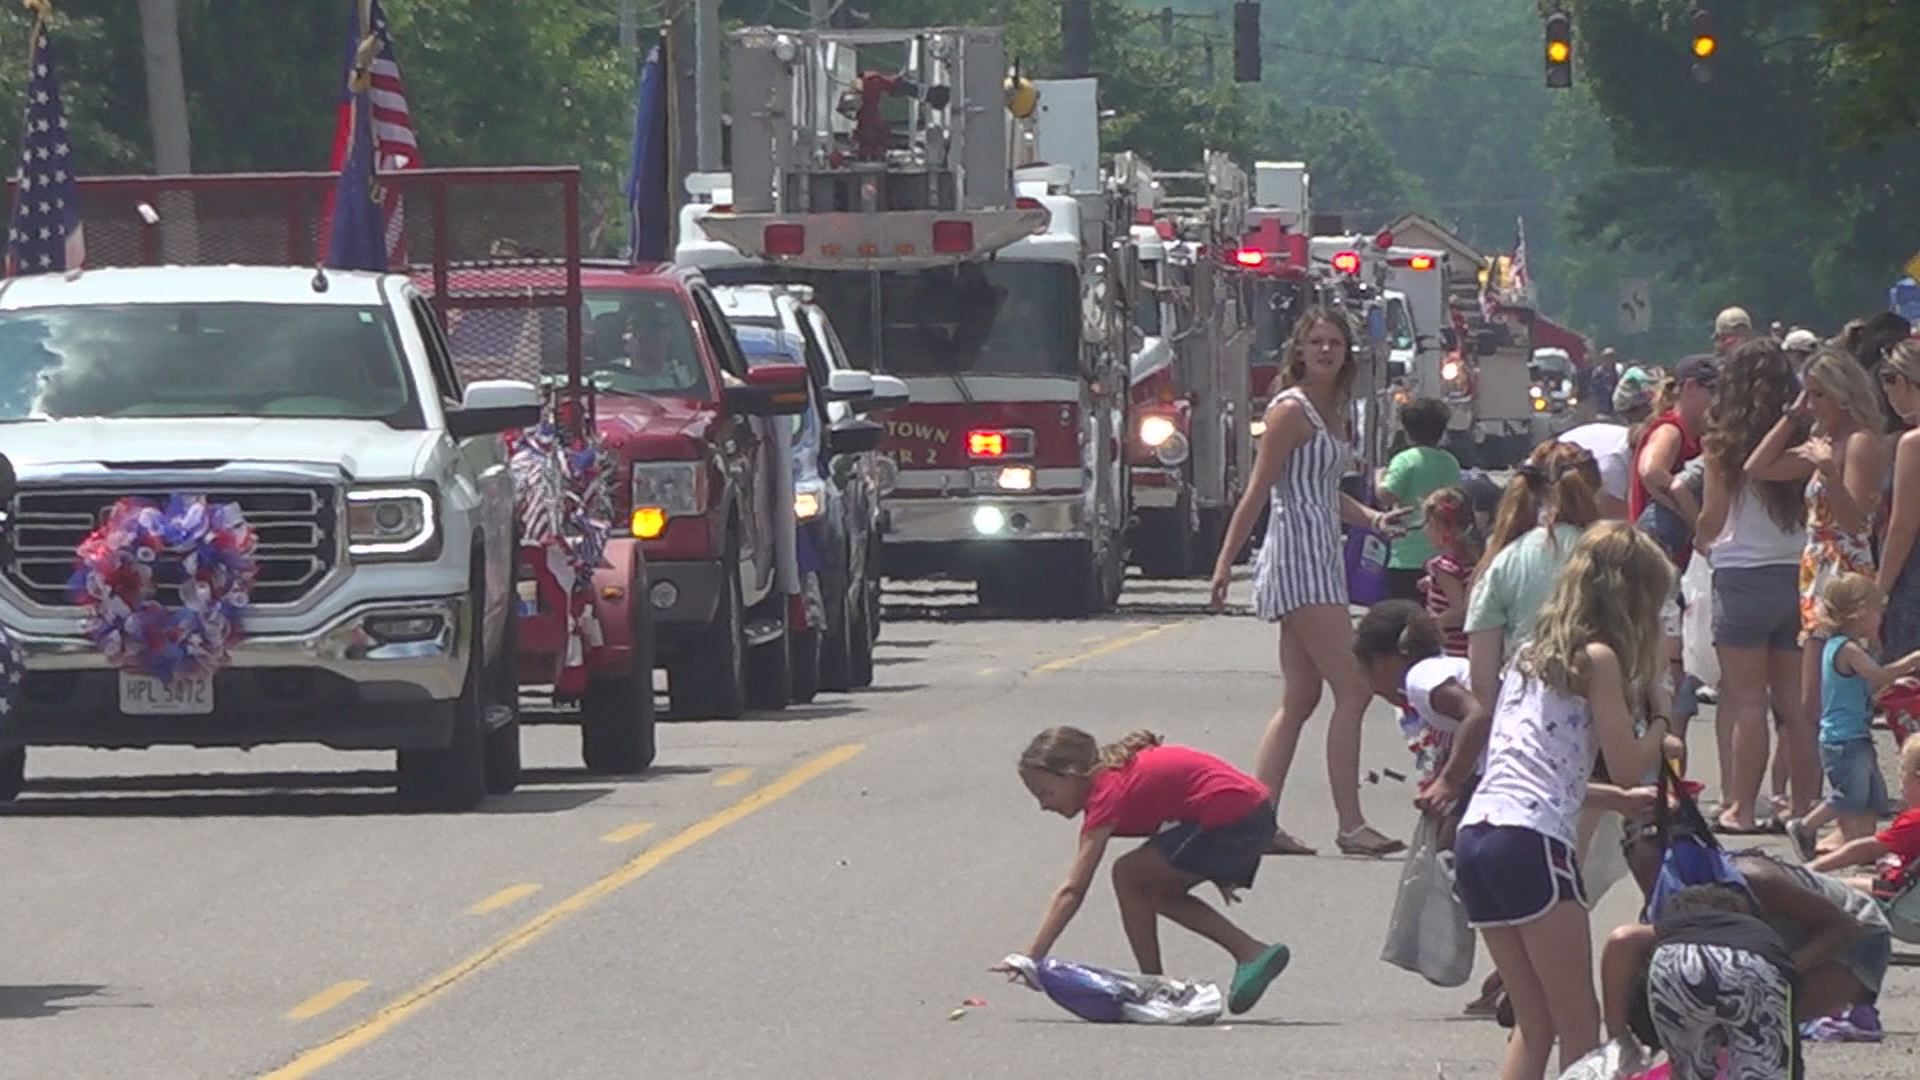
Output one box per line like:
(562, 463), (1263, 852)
(1693, 339), (1806, 833)
(1875, 341), (1920, 660)
(1746, 348), (1887, 819)
(1210, 307), (1411, 858)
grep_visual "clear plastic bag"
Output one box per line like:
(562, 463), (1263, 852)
(999, 954), (1223, 1025)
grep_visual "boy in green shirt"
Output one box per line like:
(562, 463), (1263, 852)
(1377, 398), (1461, 601)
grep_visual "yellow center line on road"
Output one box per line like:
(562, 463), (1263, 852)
(598, 821), (654, 844)
(465, 883), (540, 916)
(284, 981), (370, 1022)
(258, 742), (865, 1079)
(712, 767), (753, 787)
(1034, 622), (1182, 674)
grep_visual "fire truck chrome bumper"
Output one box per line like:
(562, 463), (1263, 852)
(882, 496), (1087, 543)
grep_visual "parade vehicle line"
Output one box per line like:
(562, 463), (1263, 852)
(258, 743), (868, 1080)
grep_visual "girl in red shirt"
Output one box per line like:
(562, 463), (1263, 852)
(1003, 727), (1294, 1014)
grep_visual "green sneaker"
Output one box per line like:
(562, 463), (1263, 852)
(1227, 942), (1291, 1014)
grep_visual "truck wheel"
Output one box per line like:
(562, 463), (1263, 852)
(669, 545), (747, 720)
(744, 602), (792, 711)
(789, 624), (822, 703)
(0, 746), (24, 802)
(1134, 507), (1194, 579)
(848, 589), (875, 689)
(820, 556), (858, 692)
(397, 587), (489, 812)
(582, 576), (658, 773)
(483, 585), (522, 795)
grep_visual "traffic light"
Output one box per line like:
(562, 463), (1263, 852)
(1233, 1), (1260, 83)
(1690, 7), (1716, 83)
(1544, 11), (1572, 89)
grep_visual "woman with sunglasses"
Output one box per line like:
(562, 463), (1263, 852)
(1876, 340), (1920, 662)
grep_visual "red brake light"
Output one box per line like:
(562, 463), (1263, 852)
(1332, 251), (1362, 275)
(1015, 197), (1044, 211)
(931, 220), (974, 253)
(764, 223), (805, 256)
(1134, 208), (1154, 225)
(1408, 254), (1435, 271)
(967, 430), (1006, 458)
(1233, 248), (1265, 268)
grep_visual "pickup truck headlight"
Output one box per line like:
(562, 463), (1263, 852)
(347, 486), (439, 561)
(631, 463), (705, 538)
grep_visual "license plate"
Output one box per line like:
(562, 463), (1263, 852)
(118, 672), (214, 715)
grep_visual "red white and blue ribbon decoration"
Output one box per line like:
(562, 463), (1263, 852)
(0, 629), (24, 722)
(67, 495), (257, 682)
(506, 388), (614, 695)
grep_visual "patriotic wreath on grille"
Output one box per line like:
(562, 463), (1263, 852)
(506, 391), (615, 695)
(67, 495), (258, 682)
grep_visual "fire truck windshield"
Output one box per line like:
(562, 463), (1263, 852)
(705, 262), (1078, 378)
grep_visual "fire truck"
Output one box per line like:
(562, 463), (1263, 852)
(686, 27), (1133, 615)
(1121, 151), (1253, 577)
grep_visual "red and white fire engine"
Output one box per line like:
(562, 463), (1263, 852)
(682, 27), (1133, 615)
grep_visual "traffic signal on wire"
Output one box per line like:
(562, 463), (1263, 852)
(1690, 7), (1716, 83)
(1233, 2), (1261, 83)
(1544, 11), (1572, 89)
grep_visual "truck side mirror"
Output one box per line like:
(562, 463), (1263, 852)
(0, 451), (14, 507)
(827, 417), (885, 456)
(825, 369), (875, 402)
(849, 373), (910, 414)
(725, 362), (810, 416)
(447, 379), (541, 438)
(1081, 254), (1112, 346)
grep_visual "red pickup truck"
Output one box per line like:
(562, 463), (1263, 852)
(580, 262), (808, 719)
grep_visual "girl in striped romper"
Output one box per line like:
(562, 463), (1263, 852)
(1210, 307), (1411, 858)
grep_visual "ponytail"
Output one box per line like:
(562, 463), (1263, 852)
(1479, 440), (1600, 575)
(1096, 730), (1163, 771)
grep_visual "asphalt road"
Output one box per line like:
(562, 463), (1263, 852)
(2, 573), (1915, 1079)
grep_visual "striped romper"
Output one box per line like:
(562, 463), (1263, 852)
(1253, 387), (1348, 621)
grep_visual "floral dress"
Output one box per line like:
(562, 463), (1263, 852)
(1799, 471), (1876, 641)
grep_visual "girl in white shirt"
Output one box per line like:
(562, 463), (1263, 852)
(1452, 522), (1675, 1080)
(1353, 600), (1488, 848)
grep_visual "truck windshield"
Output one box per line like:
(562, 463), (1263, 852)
(1386, 297), (1415, 350)
(579, 289), (708, 396)
(0, 303), (418, 424)
(705, 262), (1079, 377)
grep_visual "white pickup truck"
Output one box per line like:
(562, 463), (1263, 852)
(0, 266), (538, 811)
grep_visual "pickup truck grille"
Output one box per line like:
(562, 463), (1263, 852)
(6, 485), (338, 607)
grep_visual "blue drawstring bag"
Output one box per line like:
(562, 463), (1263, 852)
(1644, 761), (1750, 923)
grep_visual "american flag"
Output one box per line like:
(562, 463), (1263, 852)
(1510, 216), (1531, 295)
(325, 0), (417, 264)
(6, 17), (83, 276)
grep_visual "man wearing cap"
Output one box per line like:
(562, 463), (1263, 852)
(1782, 328), (1819, 376)
(1715, 307), (1756, 356)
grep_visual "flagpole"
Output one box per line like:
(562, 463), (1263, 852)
(21, 0), (48, 68)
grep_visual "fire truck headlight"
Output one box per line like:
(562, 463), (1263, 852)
(1441, 360), (1463, 383)
(996, 466), (1034, 491)
(1530, 385), (1545, 399)
(1154, 430), (1191, 467)
(1138, 414), (1178, 449)
(1249, 418), (1268, 439)
(972, 506), (1008, 535)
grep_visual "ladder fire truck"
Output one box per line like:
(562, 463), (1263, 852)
(685, 27), (1133, 615)
(1122, 151), (1254, 578)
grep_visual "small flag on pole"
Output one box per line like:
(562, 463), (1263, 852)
(626, 36), (670, 263)
(320, 0), (418, 269)
(6, 7), (84, 276)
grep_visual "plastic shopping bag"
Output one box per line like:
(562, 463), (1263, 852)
(1379, 814), (1474, 987)
(1555, 1037), (1649, 1080)
(1878, 678), (1920, 748)
(998, 954), (1223, 1025)
(1680, 557), (1717, 689)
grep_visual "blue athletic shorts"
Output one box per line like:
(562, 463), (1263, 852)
(1452, 823), (1587, 928)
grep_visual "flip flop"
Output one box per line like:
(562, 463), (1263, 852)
(1228, 942), (1291, 1014)
(1336, 825), (1407, 857)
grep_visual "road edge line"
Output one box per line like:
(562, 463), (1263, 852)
(258, 742), (867, 1079)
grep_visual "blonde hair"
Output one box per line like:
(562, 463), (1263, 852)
(1887, 339), (1920, 392)
(1804, 348), (1888, 433)
(1521, 522), (1674, 697)
(1816, 572), (1882, 637)
(1901, 732), (1920, 778)
(1019, 726), (1162, 776)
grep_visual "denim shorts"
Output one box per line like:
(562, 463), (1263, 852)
(1819, 739), (1887, 814)
(1147, 801), (1277, 890)
(1713, 565), (1801, 652)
